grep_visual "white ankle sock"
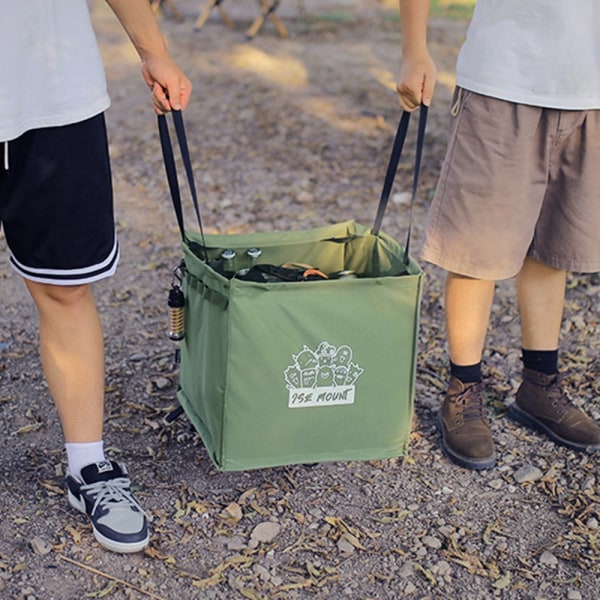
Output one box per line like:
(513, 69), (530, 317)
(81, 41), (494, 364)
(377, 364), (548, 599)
(65, 441), (106, 479)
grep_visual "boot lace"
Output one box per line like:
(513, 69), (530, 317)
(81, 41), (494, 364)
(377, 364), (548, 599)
(543, 373), (570, 417)
(452, 382), (487, 424)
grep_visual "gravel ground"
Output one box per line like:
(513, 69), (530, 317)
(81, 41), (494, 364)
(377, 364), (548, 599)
(0, 1), (598, 599)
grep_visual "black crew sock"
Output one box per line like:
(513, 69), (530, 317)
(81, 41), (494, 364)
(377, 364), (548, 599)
(521, 348), (558, 376)
(450, 361), (482, 384)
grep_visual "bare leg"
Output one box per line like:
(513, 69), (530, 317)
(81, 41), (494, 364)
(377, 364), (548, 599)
(516, 257), (566, 350)
(445, 272), (496, 365)
(25, 281), (104, 443)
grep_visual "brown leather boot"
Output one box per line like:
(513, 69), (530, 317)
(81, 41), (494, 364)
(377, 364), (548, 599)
(438, 377), (496, 470)
(509, 368), (600, 452)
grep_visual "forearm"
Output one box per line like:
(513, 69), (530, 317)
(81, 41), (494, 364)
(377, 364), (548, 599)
(399, 0), (432, 58)
(397, 0), (436, 109)
(105, 0), (170, 62)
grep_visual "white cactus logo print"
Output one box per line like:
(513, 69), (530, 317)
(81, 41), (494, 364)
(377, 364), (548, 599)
(284, 341), (364, 408)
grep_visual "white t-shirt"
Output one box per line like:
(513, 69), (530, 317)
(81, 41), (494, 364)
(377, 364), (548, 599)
(0, 0), (110, 142)
(456, 0), (600, 109)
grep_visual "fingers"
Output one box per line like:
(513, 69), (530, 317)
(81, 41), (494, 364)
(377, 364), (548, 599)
(142, 59), (193, 114)
(396, 56), (437, 112)
(396, 71), (435, 112)
(397, 83), (423, 112)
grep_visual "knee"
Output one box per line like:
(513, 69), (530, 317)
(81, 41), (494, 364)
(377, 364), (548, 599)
(26, 281), (93, 308)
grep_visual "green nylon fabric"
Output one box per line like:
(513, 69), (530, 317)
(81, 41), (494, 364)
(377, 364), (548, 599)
(177, 221), (423, 471)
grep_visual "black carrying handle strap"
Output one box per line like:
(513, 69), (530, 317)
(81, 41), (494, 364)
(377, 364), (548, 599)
(372, 105), (428, 265)
(159, 107), (428, 266)
(158, 110), (208, 261)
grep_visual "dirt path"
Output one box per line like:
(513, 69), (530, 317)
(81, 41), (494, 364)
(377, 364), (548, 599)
(0, 2), (598, 598)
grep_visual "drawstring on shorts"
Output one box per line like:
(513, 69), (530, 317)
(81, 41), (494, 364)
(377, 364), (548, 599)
(3, 141), (8, 170)
(450, 87), (463, 117)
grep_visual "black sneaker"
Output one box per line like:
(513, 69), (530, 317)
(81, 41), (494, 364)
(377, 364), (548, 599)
(66, 460), (149, 553)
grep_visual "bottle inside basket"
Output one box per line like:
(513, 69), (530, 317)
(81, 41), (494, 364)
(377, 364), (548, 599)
(236, 247), (262, 277)
(220, 249), (237, 277)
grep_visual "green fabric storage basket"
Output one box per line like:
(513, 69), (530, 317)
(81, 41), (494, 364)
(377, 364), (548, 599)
(158, 108), (428, 471)
(177, 221), (422, 470)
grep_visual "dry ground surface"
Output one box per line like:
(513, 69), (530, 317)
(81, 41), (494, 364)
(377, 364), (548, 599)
(0, 1), (599, 599)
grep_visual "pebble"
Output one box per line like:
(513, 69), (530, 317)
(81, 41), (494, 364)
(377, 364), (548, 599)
(154, 376), (170, 390)
(30, 536), (52, 556)
(432, 560), (452, 577)
(567, 591), (583, 600)
(296, 190), (314, 204)
(488, 478), (504, 490)
(226, 535), (247, 551)
(514, 465), (543, 483)
(586, 518), (599, 530)
(403, 582), (417, 595)
(398, 561), (415, 578)
(392, 192), (411, 206)
(337, 536), (355, 556)
(253, 564), (271, 581)
(250, 521), (281, 544)
(539, 551), (558, 567)
(422, 535), (442, 549)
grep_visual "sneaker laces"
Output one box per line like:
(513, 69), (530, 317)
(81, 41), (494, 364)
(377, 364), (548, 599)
(81, 477), (149, 519)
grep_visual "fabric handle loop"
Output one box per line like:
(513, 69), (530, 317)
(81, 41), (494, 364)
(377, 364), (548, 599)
(158, 110), (208, 261)
(159, 106), (428, 266)
(372, 105), (428, 265)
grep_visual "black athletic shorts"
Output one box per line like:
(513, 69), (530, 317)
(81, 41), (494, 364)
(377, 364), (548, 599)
(0, 113), (119, 285)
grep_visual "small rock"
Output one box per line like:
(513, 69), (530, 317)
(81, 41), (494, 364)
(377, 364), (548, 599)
(250, 521), (281, 544)
(154, 377), (170, 390)
(432, 560), (452, 577)
(337, 536), (355, 556)
(488, 478), (504, 490)
(253, 564), (271, 581)
(438, 525), (454, 537)
(226, 536), (247, 551)
(586, 517), (599, 530)
(539, 550), (558, 567)
(392, 192), (411, 206)
(403, 582), (417, 595)
(514, 465), (543, 484)
(398, 561), (414, 578)
(30, 536), (52, 556)
(567, 591), (583, 600)
(422, 535), (442, 549)
(296, 190), (314, 204)
(221, 502), (243, 523)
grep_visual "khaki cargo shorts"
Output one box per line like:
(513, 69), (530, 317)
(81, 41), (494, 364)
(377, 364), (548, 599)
(421, 88), (600, 280)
